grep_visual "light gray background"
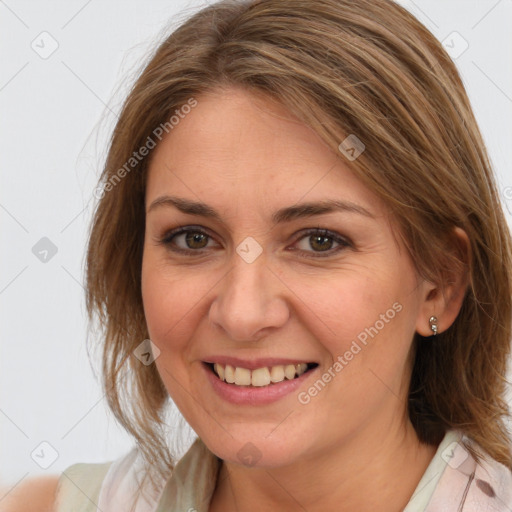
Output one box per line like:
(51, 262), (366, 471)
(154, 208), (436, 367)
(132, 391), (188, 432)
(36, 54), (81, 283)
(1, 0), (511, 489)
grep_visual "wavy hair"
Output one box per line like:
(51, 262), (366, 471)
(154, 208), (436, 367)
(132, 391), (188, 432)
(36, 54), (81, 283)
(85, 0), (512, 496)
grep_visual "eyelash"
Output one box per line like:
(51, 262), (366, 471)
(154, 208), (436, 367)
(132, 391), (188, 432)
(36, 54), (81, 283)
(157, 225), (352, 258)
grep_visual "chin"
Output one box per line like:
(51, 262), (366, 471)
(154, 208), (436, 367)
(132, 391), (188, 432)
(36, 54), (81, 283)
(201, 428), (308, 468)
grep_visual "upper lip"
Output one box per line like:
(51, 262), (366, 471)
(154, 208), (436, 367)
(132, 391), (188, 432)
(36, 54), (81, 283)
(203, 356), (317, 371)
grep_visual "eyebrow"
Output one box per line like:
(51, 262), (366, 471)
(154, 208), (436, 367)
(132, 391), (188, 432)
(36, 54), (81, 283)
(147, 195), (375, 222)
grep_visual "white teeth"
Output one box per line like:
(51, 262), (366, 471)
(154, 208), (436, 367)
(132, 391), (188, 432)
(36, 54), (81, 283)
(269, 365), (285, 383)
(284, 364), (296, 380)
(211, 362), (312, 387)
(214, 363), (224, 381)
(296, 363), (308, 375)
(234, 367), (251, 386)
(251, 367), (271, 387)
(224, 364), (235, 383)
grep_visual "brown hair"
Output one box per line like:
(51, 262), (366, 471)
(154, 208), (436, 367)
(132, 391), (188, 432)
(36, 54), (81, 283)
(85, 0), (512, 495)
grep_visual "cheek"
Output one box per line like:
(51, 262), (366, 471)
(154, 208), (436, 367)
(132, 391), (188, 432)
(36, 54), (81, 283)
(286, 261), (417, 388)
(291, 274), (415, 419)
(141, 256), (207, 407)
(141, 253), (214, 351)
(291, 269), (403, 342)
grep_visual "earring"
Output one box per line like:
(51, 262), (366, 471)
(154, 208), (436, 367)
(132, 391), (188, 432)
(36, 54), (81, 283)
(429, 316), (438, 336)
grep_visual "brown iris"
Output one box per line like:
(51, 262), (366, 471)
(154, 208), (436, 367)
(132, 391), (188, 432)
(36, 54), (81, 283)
(185, 231), (209, 249)
(309, 234), (333, 252)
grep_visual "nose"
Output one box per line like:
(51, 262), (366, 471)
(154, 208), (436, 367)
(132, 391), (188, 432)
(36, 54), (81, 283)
(208, 254), (290, 342)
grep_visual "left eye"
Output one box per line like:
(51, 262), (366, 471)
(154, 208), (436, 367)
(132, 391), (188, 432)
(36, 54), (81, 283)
(293, 228), (350, 256)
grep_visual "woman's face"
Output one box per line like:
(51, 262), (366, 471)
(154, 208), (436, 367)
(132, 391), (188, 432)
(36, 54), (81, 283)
(142, 87), (432, 467)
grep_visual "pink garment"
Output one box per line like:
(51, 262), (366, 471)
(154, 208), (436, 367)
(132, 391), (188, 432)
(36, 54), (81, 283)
(425, 438), (512, 511)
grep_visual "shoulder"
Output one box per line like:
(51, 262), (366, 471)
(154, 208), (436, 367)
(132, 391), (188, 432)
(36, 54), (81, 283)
(0, 459), (114, 512)
(54, 460), (113, 512)
(0, 475), (60, 512)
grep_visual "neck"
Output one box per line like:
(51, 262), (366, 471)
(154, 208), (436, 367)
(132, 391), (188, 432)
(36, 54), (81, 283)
(209, 420), (439, 512)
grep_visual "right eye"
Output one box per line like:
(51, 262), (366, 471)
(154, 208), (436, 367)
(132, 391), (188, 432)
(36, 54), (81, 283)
(159, 226), (220, 255)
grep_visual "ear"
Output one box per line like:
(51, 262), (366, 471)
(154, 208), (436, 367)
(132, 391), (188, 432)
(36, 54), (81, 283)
(415, 227), (470, 337)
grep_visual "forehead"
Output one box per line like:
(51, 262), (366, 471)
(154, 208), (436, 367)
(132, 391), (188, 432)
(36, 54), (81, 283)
(145, 87), (385, 218)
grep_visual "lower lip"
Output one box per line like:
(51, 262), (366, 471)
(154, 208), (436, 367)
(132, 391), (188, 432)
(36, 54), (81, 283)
(202, 362), (318, 405)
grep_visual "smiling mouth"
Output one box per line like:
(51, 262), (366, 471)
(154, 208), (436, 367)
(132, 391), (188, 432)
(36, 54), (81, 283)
(205, 362), (319, 387)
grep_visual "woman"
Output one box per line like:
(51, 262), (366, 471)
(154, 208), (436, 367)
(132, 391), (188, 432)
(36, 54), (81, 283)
(7, 0), (512, 510)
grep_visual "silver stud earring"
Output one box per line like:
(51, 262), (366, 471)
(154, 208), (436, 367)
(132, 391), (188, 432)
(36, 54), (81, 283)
(429, 316), (438, 336)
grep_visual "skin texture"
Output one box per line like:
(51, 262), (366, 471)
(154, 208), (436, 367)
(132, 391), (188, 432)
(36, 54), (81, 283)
(0, 476), (59, 512)
(141, 87), (468, 511)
